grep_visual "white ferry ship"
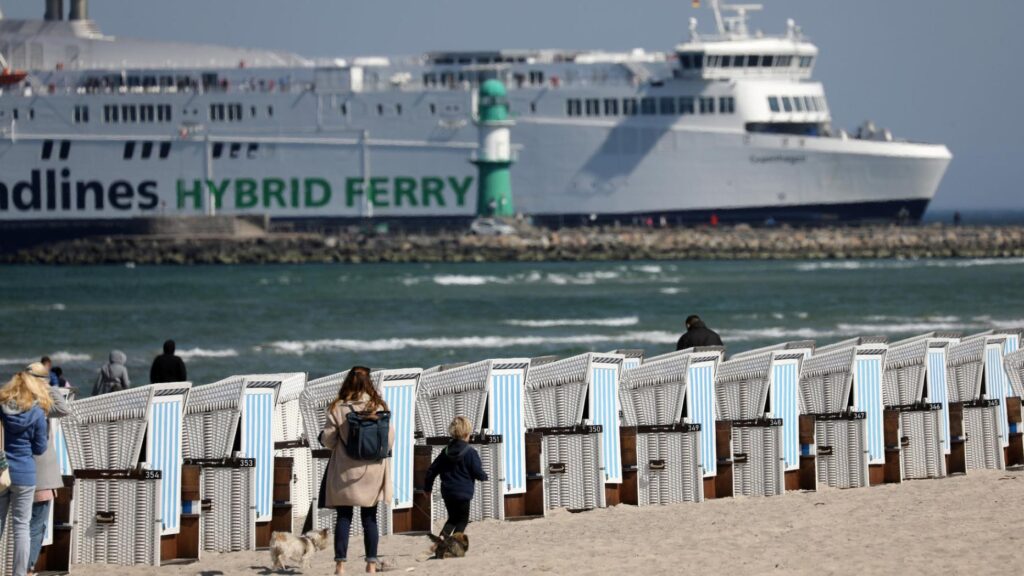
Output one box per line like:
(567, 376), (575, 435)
(0, 0), (952, 229)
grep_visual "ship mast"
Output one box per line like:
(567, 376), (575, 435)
(707, 0), (762, 38)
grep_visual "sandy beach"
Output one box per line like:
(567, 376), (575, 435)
(70, 468), (1023, 576)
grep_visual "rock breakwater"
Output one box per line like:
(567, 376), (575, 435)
(4, 225), (1024, 265)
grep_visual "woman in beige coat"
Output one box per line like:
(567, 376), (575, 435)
(321, 367), (394, 575)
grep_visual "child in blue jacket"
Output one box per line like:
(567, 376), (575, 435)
(424, 416), (488, 536)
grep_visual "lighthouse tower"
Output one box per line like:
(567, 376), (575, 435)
(472, 79), (515, 218)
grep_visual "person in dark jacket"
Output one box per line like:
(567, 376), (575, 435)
(676, 315), (724, 351)
(150, 340), (187, 384)
(424, 416), (488, 536)
(39, 356), (59, 388)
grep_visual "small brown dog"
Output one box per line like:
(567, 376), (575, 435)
(269, 528), (329, 571)
(428, 532), (469, 559)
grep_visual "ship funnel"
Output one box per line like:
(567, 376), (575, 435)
(69, 0), (87, 20)
(45, 0), (64, 21)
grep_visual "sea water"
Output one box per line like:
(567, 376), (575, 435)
(1, 259), (1021, 394)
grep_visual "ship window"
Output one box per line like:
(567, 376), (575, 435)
(793, 96), (804, 112)
(423, 73), (436, 87)
(228, 104), (243, 121)
(159, 142), (171, 159)
(776, 55), (793, 67)
(693, 52), (704, 69)
(603, 98), (619, 116)
(680, 54), (692, 69)
(396, 103), (403, 115)
(340, 103), (348, 116)
(73, 105), (89, 123)
(566, 98), (582, 116)
(104, 105), (116, 123)
(429, 103), (437, 115)
(123, 141), (135, 160)
(640, 97), (656, 115)
(585, 99), (600, 116)
(529, 71), (545, 85)
(799, 56), (814, 68)
(267, 105), (274, 117)
(622, 98), (638, 115)
(41, 140), (54, 160)
(679, 97), (695, 115)
(210, 103), (225, 121)
(782, 96), (793, 112)
(29, 108), (35, 120)
(377, 103), (384, 115)
(719, 96), (735, 114)
(530, 102), (537, 113)
(816, 97), (827, 111)
(746, 55), (759, 67)
(250, 105), (257, 118)
(699, 96), (715, 114)
(212, 142), (224, 159)
(140, 105), (154, 123)
(141, 142), (153, 159)
(659, 97), (676, 115)
(122, 105), (137, 123)
(10, 109), (16, 120)
(248, 143), (259, 159)
(720, 55), (732, 68)
(59, 141), (70, 160)
(230, 143), (241, 159)
(731, 55), (744, 68)
(768, 96), (780, 112)
(158, 104), (172, 122)
(804, 96), (816, 111)
(760, 55), (774, 67)
(706, 55), (719, 68)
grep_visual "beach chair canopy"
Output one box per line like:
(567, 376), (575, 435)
(524, 353), (623, 429)
(182, 375), (248, 460)
(1004, 348), (1024, 399)
(883, 333), (960, 406)
(417, 360), (493, 437)
(716, 348), (807, 421)
(619, 350), (695, 426)
(730, 340), (816, 361)
(801, 337), (887, 414)
(611, 349), (645, 371)
(64, 382), (192, 471)
(947, 335), (1007, 403)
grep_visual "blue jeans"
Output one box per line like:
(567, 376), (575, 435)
(0, 484), (37, 576)
(28, 499), (52, 569)
(334, 505), (379, 563)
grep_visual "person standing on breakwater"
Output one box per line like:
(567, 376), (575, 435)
(0, 365), (52, 576)
(27, 373), (71, 575)
(149, 339), (187, 384)
(676, 315), (724, 350)
(92, 350), (130, 396)
(320, 367), (395, 575)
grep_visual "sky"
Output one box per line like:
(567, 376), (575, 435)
(2, 0), (1021, 211)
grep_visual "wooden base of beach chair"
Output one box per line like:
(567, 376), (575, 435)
(712, 421), (734, 499)
(1006, 397), (1024, 467)
(253, 458), (296, 547)
(30, 477), (74, 573)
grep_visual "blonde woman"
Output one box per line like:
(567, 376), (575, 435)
(320, 367), (394, 575)
(0, 364), (52, 576)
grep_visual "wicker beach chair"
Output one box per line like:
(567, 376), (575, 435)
(883, 333), (961, 479)
(801, 338), (888, 488)
(300, 368), (421, 535)
(524, 353), (624, 511)
(258, 372), (313, 529)
(618, 350), (706, 505)
(611, 349), (645, 371)
(181, 376), (258, 552)
(417, 358), (532, 524)
(947, 334), (1010, 470)
(62, 382), (192, 567)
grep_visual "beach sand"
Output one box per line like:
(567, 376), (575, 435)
(72, 468), (1023, 576)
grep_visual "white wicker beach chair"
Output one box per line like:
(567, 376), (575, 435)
(947, 334), (1010, 470)
(63, 382), (192, 567)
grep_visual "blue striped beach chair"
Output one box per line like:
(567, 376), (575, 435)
(947, 334), (1009, 470)
(262, 372), (313, 530)
(182, 376), (258, 553)
(883, 333), (961, 479)
(299, 368), (422, 535)
(618, 350), (707, 505)
(715, 346), (808, 497)
(417, 358), (531, 525)
(800, 338), (889, 489)
(524, 353), (622, 511)
(612, 349), (645, 372)
(61, 382), (192, 567)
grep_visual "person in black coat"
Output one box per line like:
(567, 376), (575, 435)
(424, 416), (488, 536)
(149, 340), (187, 384)
(676, 315), (724, 351)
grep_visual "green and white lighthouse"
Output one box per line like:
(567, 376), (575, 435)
(472, 79), (515, 217)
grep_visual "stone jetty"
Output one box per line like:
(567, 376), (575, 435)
(4, 224), (1024, 265)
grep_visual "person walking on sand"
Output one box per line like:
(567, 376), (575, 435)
(93, 350), (130, 396)
(26, 378), (72, 576)
(320, 367), (395, 575)
(424, 416), (489, 538)
(0, 365), (53, 576)
(149, 339), (187, 384)
(676, 315), (724, 351)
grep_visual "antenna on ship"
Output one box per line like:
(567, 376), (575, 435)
(705, 0), (762, 38)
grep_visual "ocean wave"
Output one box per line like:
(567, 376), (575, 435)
(796, 258), (1024, 272)
(721, 327), (842, 342)
(835, 322), (965, 334)
(401, 269), (628, 288)
(504, 316), (639, 328)
(32, 303), (67, 312)
(49, 351), (92, 363)
(0, 357), (34, 366)
(267, 330), (678, 354)
(659, 287), (686, 295)
(632, 265), (663, 274)
(177, 348), (239, 360)
(432, 274), (504, 286)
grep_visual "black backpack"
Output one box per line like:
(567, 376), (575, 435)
(344, 405), (391, 461)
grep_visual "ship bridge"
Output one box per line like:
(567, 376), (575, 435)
(674, 1), (817, 81)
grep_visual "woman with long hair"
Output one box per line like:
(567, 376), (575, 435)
(0, 364), (52, 576)
(320, 366), (394, 575)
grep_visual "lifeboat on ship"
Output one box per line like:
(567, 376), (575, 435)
(0, 68), (28, 86)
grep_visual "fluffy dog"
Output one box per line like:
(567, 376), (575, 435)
(269, 528), (329, 571)
(428, 532), (469, 559)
